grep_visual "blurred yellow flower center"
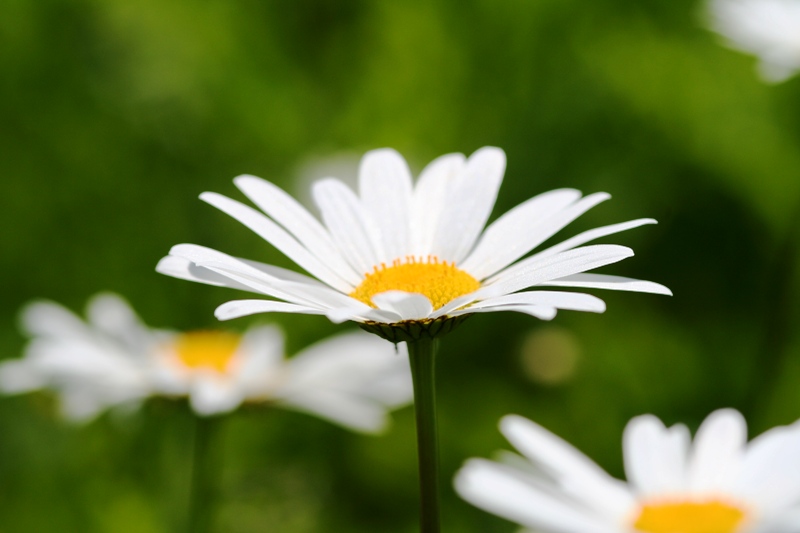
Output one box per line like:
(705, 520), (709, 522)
(633, 499), (746, 533)
(350, 256), (480, 310)
(174, 331), (241, 373)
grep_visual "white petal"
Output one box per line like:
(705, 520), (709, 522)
(286, 331), (401, 386)
(86, 293), (154, 353)
(502, 415), (622, 491)
(168, 244), (355, 310)
(233, 175), (362, 285)
(59, 379), (146, 421)
(151, 361), (189, 395)
(468, 291), (606, 313)
(214, 300), (326, 321)
(25, 341), (126, 382)
(205, 264), (357, 311)
(238, 258), (335, 287)
(662, 424), (691, 489)
(358, 149), (413, 262)
(500, 416), (636, 521)
(312, 178), (382, 275)
(85, 294), (138, 331)
(161, 248), (359, 315)
(758, 59), (799, 84)
(427, 288), (485, 319)
(157, 255), (257, 292)
(531, 218), (657, 262)
(278, 331), (412, 417)
(0, 360), (46, 393)
(541, 274), (673, 295)
(371, 291), (434, 321)
(189, 377), (243, 416)
(708, 0), (800, 84)
(410, 153), (466, 256)
(479, 192), (612, 283)
(343, 346), (412, 407)
(480, 245), (635, 300)
(449, 304), (558, 320)
(166, 246), (316, 306)
(624, 415), (666, 495)
(431, 147), (506, 263)
(278, 390), (390, 433)
(623, 416), (689, 496)
(162, 251), (330, 290)
(200, 191), (353, 292)
(758, 507), (800, 533)
(436, 283), (604, 323)
(19, 301), (86, 339)
(686, 408), (747, 492)
(454, 459), (619, 533)
(736, 423), (800, 511)
(233, 325), (285, 388)
(460, 188), (583, 279)
(276, 331), (409, 432)
(59, 390), (106, 423)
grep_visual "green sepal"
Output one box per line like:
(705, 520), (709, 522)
(358, 315), (470, 343)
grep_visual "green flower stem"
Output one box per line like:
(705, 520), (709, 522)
(187, 413), (222, 533)
(407, 336), (441, 533)
(745, 203), (800, 420)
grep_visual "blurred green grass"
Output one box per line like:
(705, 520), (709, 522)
(2, 0), (800, 531)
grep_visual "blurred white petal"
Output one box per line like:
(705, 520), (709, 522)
(707, 0), (800, 83)
(456, 409), (800, 532)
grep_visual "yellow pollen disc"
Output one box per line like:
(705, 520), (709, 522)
(349, 256), (480, 311)
(633, 498), (747, 533)
(174, 331), (241, 374)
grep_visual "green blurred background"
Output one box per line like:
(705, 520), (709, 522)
(2, 0), (800, 531)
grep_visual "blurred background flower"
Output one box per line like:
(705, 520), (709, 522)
(706, 0), (800, 83)
(0, 292), (412, 531)
(456, 409), (800, 532)
(2, 0), (800, 531)
(0, 293), (412, 428)
(0, 294), (156, 422)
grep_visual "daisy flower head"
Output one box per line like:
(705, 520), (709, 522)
(0, 293), (413, 431)
(706, 0), (800, 83)
(157, 147), (670, 342)
(455, 409), (800, 533)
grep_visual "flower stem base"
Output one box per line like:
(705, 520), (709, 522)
(407, 336), (441, 533)
(359, 315), (469, 343)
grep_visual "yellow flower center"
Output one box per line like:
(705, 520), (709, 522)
(174, 331), (241, 374)
(633, 498), (747, 533)
(350, 256), (480, 310)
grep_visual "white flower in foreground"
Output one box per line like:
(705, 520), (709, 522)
(707, 0), (800, 82)
(455, 409), (800, 533)
(157, 147), (670, 339)
(0, 293), (412, 430)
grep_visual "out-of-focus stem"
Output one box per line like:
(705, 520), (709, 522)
(187, 413), (221, 533)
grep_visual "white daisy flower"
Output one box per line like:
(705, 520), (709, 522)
(0, 293), (412, 430)
(156, 147), (670, 340)
(455, 409), (800, 533)
(707, 0), (800, 83)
